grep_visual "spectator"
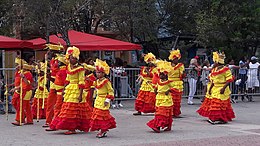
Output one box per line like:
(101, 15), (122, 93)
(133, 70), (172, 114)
(123, 61), (133, 68)
(246, 56), (260, 102)
(227, 59), (240, 103)
(187, 58), (201, 105)
(200, 59), (211, 102)
(111, 58), (125, 108)
(238, 57), (249, 101)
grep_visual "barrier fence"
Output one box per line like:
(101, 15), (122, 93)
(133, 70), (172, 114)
(110, 67), (260, 101)
(0, 67), (260, 103)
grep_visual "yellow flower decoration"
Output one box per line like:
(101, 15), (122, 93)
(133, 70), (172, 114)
(15, 57), (27, 66)
(56, 54), (68, 65)
(23, 64), (34, 70)
(213, 51), (225, 64)
(157, 60), (171, 74)
(45, 44), (64, 51)
(144, 53), (156, 63)
(95, 59), (110, 75)
(168, 49), (181, 60)
(82, 63), (95, 72)
(66, 46), (80, 60)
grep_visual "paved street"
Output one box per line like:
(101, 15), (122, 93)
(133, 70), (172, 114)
(1, 97), (260, 146)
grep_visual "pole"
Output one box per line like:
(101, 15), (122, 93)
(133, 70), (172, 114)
(36, 66), (40, 122)
(42, 54), (48, 109)
(19, 51), (23, 126)
(5, 72), (8, 120)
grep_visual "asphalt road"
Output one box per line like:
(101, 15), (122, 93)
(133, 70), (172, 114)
(1, 97), (260, 146)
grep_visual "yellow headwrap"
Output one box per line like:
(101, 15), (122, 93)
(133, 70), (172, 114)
(56, 54), (68, 65)
(169, 49), (181, 60)
(66, 46), (80, 60)
(23, 64), (34, 70)
(45, 44), (64, 51)
(35, 62), (46, 72)
(156, 60), (171, 74)
(15, 57), (27, 66)
(144, 53), (156, 63)
(95, 59), (110, 75)
(213, 51), (225, 64)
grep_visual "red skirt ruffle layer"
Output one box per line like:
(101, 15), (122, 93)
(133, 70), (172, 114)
(171, 92), (182, 117)
(31, 98), (47, 119)
(135, 90), (155, 113)
(197, 98), (235, 122)
(90, 108), (116, 132)
(50, 102), (92, 132)
(147, 106), (173, 129)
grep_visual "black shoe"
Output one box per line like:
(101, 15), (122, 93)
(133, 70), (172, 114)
(8, 111), (16, 114)
(0, 110), (5, 115)
(241, 96), (245, 101)
(216, 121), (227, 124)
(207, 119), (215, 125)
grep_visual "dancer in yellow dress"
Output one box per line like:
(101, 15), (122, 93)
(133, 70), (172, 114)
(90, 59), (116, 138)
(49, 46), (92, 134)
(168, 49), (185, 117)
(197, 51), (235, 124)
(147, 61), (174, 132)
(32, 62), (48, 119)
(133, 53), (158, 115)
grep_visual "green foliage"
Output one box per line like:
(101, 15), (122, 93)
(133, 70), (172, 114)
(0, 0), (258, 61)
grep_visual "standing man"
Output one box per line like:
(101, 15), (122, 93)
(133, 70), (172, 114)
(247, 56), (260, 102)
(238, 57), (249, 101)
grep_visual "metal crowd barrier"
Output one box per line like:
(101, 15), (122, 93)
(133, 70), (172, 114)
(109, 67), (260, 101)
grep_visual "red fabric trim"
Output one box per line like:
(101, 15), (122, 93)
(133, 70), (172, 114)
(158, 80), (171, 86)
(211, 67), (229, 77)
(95, 79), (109, 89)
(67, 66), (85, 75)
(78, 84), (85, 89)
(170, 88), (182, 93)
(140, 67), (153, 78)
(106, 95), (114, 100)
(226, 76), (235, 83)
(65, 80), (70, 84)
(172, 63), (183, 70)
(87, 73), (96, 82)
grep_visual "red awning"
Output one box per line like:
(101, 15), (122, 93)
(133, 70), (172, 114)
(49, 30), (142, 51)
(27, 38), (46, 49)
(0, 35), (32, 49)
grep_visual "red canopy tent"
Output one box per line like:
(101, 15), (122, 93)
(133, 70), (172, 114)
(27, 38), (46, 49)
(0, 35), (32, 49)
(49, 30), (142, 51)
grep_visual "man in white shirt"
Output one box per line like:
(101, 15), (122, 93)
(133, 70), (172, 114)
(247, 56), (260, 101)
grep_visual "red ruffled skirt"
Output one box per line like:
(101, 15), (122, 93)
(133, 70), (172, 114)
(31, 98), (47, 119)
(147, 106), (173, 129)
(171, 91), (182, 117)
(90, 108), (116, 132)
(135, 90), (156, 113)
(197, 97), (235, 122)
(50, 102), (92, 132)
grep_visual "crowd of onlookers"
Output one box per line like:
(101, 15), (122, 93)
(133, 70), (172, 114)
(187, 55), (260, 104)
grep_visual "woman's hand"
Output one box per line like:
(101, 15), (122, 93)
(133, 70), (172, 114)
(220, 88), (225, 94)
(165, 90), (170, 95)
(209, 89), (212, 95)
(78, 95), (82, 103)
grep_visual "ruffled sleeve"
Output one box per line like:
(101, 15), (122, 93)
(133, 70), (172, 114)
(105, 80), (114, 100)
(78, 69), (85, 89)
(65, 72), (70, 85)
(225, 69), (234, 83)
